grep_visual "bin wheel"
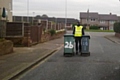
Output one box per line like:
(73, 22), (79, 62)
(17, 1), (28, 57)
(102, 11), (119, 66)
(81, 52), (90, 56)
(63, 53), (74, 57)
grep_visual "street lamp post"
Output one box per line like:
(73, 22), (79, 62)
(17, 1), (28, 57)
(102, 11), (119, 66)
(55, 18), (57, 30)
(0, 8), (1, 20)
(65, 0), (67, 33)
(32, 12), (35, 25)
(27, 0), (29, 23)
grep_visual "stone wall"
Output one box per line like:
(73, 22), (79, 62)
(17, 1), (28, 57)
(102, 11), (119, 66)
(0, 40), (13, 56)
(5, 37), (24, 46)
(41, 30), (65, 43)
(50, 31), (65, 40)
(41, 32), (51, 43)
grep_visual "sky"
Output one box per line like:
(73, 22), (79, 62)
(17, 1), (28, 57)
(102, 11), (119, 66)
(13, 0), (120, 19)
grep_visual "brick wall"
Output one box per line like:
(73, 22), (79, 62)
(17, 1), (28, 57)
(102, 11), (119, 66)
(5, 20), (65, 47)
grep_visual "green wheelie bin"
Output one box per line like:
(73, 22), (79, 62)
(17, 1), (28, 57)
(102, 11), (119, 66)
(81, 35), (90, 56)
(64, 34), (74, 56)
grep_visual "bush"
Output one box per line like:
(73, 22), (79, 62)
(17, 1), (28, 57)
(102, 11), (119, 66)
(90, 26), (99, 30)
(49, 29), (56, 36)
(114, 22), (120, 33)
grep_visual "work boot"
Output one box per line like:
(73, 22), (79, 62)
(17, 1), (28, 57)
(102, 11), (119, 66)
(79, 50), (81, 53)
(79, 50), (82, 55)
(76, 51), (78, 55)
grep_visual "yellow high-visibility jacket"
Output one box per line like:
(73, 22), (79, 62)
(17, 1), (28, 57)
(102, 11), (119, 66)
(74, 26), (83, 37)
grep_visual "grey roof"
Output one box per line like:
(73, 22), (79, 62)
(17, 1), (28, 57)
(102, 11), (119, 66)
(80, 12), (99, 19)
(56, 18), (78, 23)
(13, 16), (33, 22)
(80, 12), (118, 21)
(13, 16), (79, 24)
(99, 14), (118, 21)
(35, 16), (79, 23)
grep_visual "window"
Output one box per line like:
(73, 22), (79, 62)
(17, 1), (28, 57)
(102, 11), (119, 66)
(90, 19), (96, 22)
(109, 21), (115, 24)
(109, 26), (113, 30)
(100, 21), (105, 24)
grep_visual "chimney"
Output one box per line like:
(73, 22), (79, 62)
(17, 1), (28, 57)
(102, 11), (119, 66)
(110, 13), (112, 15)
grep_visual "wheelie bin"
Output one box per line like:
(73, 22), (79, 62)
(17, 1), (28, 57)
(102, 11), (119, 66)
(81, 35), (90, 56)
(64, 34), (74, 56)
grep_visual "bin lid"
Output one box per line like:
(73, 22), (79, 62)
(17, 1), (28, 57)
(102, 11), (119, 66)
(64, 34), (73, 37)
(82, 35), (90, 39)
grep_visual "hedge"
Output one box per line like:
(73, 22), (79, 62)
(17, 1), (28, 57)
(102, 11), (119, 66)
(49, 29), (56, 36)
(114, 22), (120, 33)
(90, 26), (99, 30)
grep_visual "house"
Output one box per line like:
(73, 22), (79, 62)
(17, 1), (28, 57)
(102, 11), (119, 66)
(0, 0), (13, 22)
(80, 12), (99, 26)
(13, 16), (79, 26)
(118, 16), (120, 22)
(80, 12), (118, 30)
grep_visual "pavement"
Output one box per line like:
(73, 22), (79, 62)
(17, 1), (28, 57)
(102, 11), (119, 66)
(0, 37), (64, 80)
(104, 34), (120, 44)
(0, 34), (120, 80)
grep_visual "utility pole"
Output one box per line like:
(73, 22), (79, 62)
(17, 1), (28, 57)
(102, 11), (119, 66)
(65, 0), (67, 33)
(32, 12), (35, 25)
(27, 0), (29, 23)
(87, 9), (89, 29)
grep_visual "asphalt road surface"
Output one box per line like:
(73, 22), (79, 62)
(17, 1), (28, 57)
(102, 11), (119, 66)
(18, 31), (120, 80)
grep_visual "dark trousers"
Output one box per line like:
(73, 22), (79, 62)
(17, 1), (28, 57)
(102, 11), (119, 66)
(75, 37), (82, 52)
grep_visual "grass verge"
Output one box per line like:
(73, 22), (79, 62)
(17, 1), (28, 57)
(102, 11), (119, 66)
(85, 29), (114, 32)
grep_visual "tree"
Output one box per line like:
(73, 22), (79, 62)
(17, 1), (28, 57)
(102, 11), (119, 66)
(35, 15), (41, 19)
(42, 14), (48, 18)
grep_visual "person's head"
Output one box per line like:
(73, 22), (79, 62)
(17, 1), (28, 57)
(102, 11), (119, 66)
(77, 22), (80, 26)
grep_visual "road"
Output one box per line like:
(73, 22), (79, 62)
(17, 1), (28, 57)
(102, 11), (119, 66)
(17, 31), (120, 80)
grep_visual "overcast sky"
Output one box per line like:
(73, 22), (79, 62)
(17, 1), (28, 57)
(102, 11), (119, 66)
(13, 0), (120, 19)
